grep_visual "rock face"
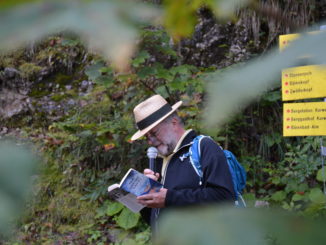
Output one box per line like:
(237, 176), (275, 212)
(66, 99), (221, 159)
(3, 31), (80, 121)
(0, 37), (88, 122)
(179, 9), (255, 68)
(4, 67), (20, 79)
(0, 67), (30, 119)
(178, 0), (326, 68)
(0, 89), (31, 118)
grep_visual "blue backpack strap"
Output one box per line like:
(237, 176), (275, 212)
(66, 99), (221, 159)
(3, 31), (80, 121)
(189, 135), (206, 185)
(223, 150), (246, 195)
(223, 150), (247, 207)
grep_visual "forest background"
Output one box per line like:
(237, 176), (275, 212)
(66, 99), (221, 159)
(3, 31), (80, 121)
(0, 0), (326, 244)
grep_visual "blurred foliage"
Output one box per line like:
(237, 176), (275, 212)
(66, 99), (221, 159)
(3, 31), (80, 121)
(0, 0), (161, 71)
(163, 0), (251, 40)
(0, 0), (41, 9)
(1, 0), (326, 243)
(157, 205), (326, 245)
(0, 0), (252, 70)
(0, 141), (37, 236)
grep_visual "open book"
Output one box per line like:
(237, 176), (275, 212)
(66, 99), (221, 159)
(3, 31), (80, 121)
(108, 168), (163, 213)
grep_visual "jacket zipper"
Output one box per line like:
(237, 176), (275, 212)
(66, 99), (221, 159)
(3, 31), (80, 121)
(161, 142), (193, 185)
(156, 142), (194, 222)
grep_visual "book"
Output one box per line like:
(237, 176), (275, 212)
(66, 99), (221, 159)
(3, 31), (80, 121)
(108, 168), (163, 212)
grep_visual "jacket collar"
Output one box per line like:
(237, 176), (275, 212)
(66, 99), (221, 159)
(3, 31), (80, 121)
(175, 129), (197, 152)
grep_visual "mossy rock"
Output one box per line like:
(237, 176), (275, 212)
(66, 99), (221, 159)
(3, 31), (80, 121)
(29, 84), (51, 98)
(51, 93), (68, 102)
(0, 49), (26, 68)
(0, 56), (15, 68)
(54, 73), (74, 87)
(19, 62), (43, 79)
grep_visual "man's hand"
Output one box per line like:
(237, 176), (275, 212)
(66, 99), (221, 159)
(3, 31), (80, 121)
(137, 188), (167, 208)
(143, 168), (160, 181)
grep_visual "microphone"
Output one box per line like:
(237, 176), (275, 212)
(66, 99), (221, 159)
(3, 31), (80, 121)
(147, 147), (158, 172)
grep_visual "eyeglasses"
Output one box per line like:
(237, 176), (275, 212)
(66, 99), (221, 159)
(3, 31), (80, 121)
(146, 125), (163, 140)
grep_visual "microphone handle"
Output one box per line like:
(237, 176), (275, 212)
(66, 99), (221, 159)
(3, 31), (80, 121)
(149, 158), (156, 172)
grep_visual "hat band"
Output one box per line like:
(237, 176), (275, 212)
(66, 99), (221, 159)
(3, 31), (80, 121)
(137, 104), (172, 130)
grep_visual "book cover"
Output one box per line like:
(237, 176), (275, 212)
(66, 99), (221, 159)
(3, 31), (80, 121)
(120, 168), (162, 196)
(108, 168), (162, 212)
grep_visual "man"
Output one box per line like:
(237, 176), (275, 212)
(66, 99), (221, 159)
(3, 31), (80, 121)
(131, 94), (235, 232)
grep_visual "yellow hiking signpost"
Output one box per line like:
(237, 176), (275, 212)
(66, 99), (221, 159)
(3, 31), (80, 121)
(283, 102), (326, 136)
(279, 32), (320, 51)
(282, 65), (326, 101)
(279, 32), (326, 137)
(280, 27), (326, 195)
(279, 33), (300, 51)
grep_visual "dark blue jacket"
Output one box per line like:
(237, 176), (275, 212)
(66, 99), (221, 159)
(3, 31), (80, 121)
(141, 130), (235, 231)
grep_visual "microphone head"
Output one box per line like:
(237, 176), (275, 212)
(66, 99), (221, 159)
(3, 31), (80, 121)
(147, 147), (158, 159)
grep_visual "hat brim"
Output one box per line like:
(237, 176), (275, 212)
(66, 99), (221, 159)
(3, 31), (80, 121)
(130, 101), (183, 141)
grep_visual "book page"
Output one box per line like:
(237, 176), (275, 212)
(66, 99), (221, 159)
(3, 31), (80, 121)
(107, 185), (144, 213)
(108, 183), (120, 192)
(116, 192), (144, 213)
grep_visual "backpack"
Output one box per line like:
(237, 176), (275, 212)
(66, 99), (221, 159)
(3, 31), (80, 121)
(188, 135), (247, 207)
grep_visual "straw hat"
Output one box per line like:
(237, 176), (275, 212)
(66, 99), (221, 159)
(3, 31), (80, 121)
(131, 95), (182, 141)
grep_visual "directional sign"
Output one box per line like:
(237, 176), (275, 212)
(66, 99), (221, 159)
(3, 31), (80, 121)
(279, 31), (324, 51)
(283, 102), (326, 136)
(282, 65), (326, 101)
(279, 33), (300, 51)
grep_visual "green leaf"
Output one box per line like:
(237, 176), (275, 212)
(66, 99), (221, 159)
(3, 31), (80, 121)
(132, 50), (150, 68)
(271, 176), (281, 185)
(155, 86), (169, 98)
(116, 208), (140, 230)
(297, 183), (309, 192)
(265, 135), (275, 147)
(137, 67), (157, 79)
(135, 228), (151, 244)
(308, 188), (326, 204)
(96, 205), (108, 218)
(292, 193), (304, 202)
(95, 75), (114, 87)
(85, 62), (105, 81)
(316, 168), (326, 182)
(170, 65), (194, 75)
(169, 81), (186, 91)
(157, 67), (174, 81)
(106, 201), (124, 216)
(271, 191), (286, 202)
